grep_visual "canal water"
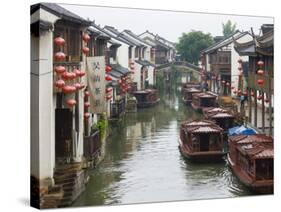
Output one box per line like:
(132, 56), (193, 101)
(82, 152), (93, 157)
(73, 88), (252, 207)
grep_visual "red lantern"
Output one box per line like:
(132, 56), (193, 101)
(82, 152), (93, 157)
(79, 70), (86, 77)
(54, 65), (66, 74)
(84, 112), (90, 119)
(105, 75), (112, 81)
(265, 98), (270, 103)
(226, 82), (230, 86)
(105, 66), (112, 72)
(106, 87), (112, 93)
(66, 99), (76, 107)
(82, 33), (90, 42)
(74, 83), (82, 90)
(257, 79), (264, 85)
(106, 95), (112, 100)
(84, 102), (90, 108)
(54, 37), (65, 46)
(82, 47), (90, 54)
(251, 92), (254, 97)
(54, 79), (65, 89)
(257, 95), (263, 100)
(74, 69), (81, 76)
(84, 91), (90, 97)
(62, 85), (76, 94)
(62, 72), (76, 81)
(257, 60), (264, 66)
(257, 69), (264, 75)
(54, 52), (66, 61)
(237, 58), (243, 63)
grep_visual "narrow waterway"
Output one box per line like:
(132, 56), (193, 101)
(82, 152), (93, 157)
(73, 88), (252, 207)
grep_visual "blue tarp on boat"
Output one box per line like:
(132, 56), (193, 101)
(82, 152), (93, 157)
(228, 126), (257, 136)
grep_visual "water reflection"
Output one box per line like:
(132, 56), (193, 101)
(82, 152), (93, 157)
(73, 88), (252, 207)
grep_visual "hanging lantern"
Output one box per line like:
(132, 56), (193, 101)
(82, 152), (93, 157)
(82, 47), (90, 54)
(257, 60), (264, 67)
(54, 37), (65, 46)
(257, 95), (263, 100)
(257, 69), (264, 75)
(237, 58), (243, 63)
(226, 82), (230, 86)
(105, 75), (112, 81)
(84, 112), (90, 119)
(66, 99), (76, 107)
(105, 66), (112, 72)
(74, 83), (82, 90)
(74, 69), (81, 76)
(257, 79), (264, 85)
(54, 52), (66, 61)
(265, 98), (270, 103)
(62, 85), (76, 94)
(106, 87), (112, 93)
(84, 91), (90, 97)
(62, 72), (76, 81)
(54, 65), (66, 74)
(82, 33), (90, 42)
(84, 102), (90, 108)
(54, 79), (65, 89)
(106, 95), (112, 100)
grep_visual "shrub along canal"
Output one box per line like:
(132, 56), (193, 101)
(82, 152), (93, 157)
(73, 88), (252, 207)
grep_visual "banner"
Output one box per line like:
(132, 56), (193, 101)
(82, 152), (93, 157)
(86, 56), (106, 114)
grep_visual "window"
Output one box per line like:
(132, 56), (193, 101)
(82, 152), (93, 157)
(54, 24), (82, 62)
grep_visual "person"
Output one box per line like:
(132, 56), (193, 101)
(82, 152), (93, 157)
(203, 81), (209, 92)
(240, 94), (245, 109)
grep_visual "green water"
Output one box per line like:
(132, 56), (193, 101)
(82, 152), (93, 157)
(73, 88), (252, 207)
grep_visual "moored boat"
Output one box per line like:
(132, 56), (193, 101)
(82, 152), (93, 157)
(191, 92), (218, 112)
(179, 120), (225, 162)
(133, 89), (160, 108)
(182, 87), (201, 105)
(227, 134), (273, 194)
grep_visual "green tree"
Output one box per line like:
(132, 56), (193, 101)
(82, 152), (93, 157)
(222, 20), (237, 37)
(176, 30), (214, 65)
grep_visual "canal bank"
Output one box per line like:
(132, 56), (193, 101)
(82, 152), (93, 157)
(72, 88), (252, 207)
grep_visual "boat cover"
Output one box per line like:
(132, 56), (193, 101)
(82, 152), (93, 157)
(228, 125), (256, 136)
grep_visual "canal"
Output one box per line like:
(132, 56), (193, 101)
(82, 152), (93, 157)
(73, 86), (252, 207)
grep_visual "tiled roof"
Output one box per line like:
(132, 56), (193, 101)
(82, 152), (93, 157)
(187, 125), (223, 133)
(238, 142), (273, 159)
(31, 3), (90, 25)
(208, 112), (234, 119)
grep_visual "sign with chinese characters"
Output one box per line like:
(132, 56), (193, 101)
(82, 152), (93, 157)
(86, 56), (106, 114)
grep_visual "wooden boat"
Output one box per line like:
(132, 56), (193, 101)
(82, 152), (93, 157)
(228, 134), (273, 194)
(182, 82), (201, 90)
(191, 92), (218, 112)
(182, 87), (201, 105)
(204, 108), (235, 132)
(179, 120), (226, 162)
(133, 89), (160, 108)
